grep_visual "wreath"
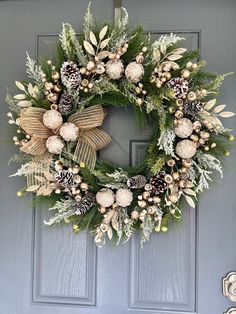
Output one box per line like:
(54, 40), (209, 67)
(7, 5), (235, 246)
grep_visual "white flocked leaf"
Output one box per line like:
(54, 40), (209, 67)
(160, 43), (166, 54)
(167, 54), (183, 61)
(204, 99), (216, 111)
(99, 25), (108, 40)
(17, 100), (32, 107)
(83, 40), (95, 55)
(89, 31), (98, 46)
(184, 189), (196, 196)
(219, 111), (235, 118)
(15, 81), (25, 91)
(213, 104), (226, 113)
(153, 49), (161, 62)
(97, 51), (110, 60)
(100, 38), (110, 49)
(172, 48), (187, 54)
(13, 94), (26, 100)
(185, 195), (196, 208)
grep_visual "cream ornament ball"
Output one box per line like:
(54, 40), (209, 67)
(174, 118), (193, 138)
(46, 135), (65, 154)
(176, 139), (197, 159)
(105, 60), (124, 80)
(125, 62), (144, 83)
(96, 188), (115, 208)
(116, 188), (133, 207)
(43, 109), (63, 130)
(59, 122), (79, 141)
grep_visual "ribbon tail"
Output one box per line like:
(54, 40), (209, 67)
(68, 105), (105, 129)
(73, 138), (96, 171)
(81, 128), (111, 151)
(20, 137), (47, 156)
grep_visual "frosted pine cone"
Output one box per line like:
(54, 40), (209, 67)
(149, 171), (168, 195)
(167, 77), (189, 99)
(55, 169), (75, 187)
(127, 175), (146, 189)
(60, 61), (81, 89)
(75, 192), (95, 215)
(183, 101), (203, 117)
(58, 92), (73, 115)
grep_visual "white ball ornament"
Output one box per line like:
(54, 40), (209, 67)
(116, 188), (133, 207)
(96, 188), (115, 208)
(125, 62), (144, 83)
(59, 122), (79, 141)
(174, 118), (193, 138)
(46, 135), (65, 154)
(43, 109), (63, 129)
(105, 60), (124, 80)
(176, 139), (197, 159)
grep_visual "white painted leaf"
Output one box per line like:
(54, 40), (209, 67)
(89, 31), (98, 46)
(83, 40), (95, 55)
(100, 38), (110, 49)
(185, 195), (195, 208)
(167, 54), (183, 61)
(213, 104), (226, 113)
(184, 189), (196, 196)
(172, 48), (187, 54)
(160, 43), (166, 54)
(17, 100), (32, 107)
(28, 83), (35, 97)
(97, 51), (110, 60)
(37, 185), (46, 196)
(44, 172), (55, 182)
(186, 180), (194, 188)
(43, 186), (54, 196)
(107, 227), (113, 240)
(204, 99), (216, 111)
(26, 185), (39, 192)
(13, 94), (26, 100)
(15, 81), (25, 91)
(153, 49), (161, 62)
(219, 111), (235, 118)
(212, 116), (223, 127)
(99, 25), (108, 40)
(33, 85), (39, 96)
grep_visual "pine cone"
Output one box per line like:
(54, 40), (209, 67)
(167, 77), (189, 99)
(127, 175), (146, 189)
(149, 171), (168, 195)
(58, 92), (73, 115)
(183, 101), (203, 117)
(60, 61), (81, 89)
(54, 170), (74, 187)
(75, 192), (95, 215)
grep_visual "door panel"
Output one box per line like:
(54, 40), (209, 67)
(0, 1), (236, 314)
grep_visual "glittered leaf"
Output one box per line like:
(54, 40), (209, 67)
(99, 25), (108, 40)
(13, 94), (26, 100)
(204, 99), (216, 111)
(213, 104), (226, 113)
(172, 48), (187, 54)
(26, 185), (39, 192)
(17, 100), (32, 107)
(100, 38), (110, 49)
(219, 111), (235, 118)
(167, 54), (183, 61)
(83, 40), (95, 55)
(184, 189), (196, 196)
(89, 31), (98, 46)
(15, 81), (25, 91)
(185, 195), (195, 208)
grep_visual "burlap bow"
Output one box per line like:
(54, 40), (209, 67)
(19, 105), (111, 172)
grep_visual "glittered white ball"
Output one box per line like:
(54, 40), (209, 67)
(96, 188), (115, 208)
(176, 139), (197, 159)
(116, 188), (133, 207)
(43, 109), (63, 130)
(106, 60), (124, 80)
(125, 62), (144, 83)
(174, 118), (193, 138)
(59, 122), (79, 141)
(46, 135), (65, 154)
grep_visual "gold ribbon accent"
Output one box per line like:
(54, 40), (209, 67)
(19, 105), (111, 171)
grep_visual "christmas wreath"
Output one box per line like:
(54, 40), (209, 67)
(7, 5), (235, 246)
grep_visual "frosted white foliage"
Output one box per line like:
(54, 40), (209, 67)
(152, 33), (184, 50)
(192, 160), (213, 193)
(44, 198), (76, 225)
(26, 53), (45, 87)
(157, 129), (176, 156)
(195, 152), (223, 178)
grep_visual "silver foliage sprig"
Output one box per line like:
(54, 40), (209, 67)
(152, 33), (184, 50)
(26, 52), (45, 88)
(44, 198), (76, 226)
(94, 168), (128, 189)
(141, 215), (155, 247)
(195, 152), (223, 178)
(157, 129), (176, 156)
(83, 2), (94, 41)
(192, 160), (213, 193)
(109, 7), (129, 50)
(59, 23), (88, 66)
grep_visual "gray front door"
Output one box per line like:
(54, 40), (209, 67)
(0, 1), (235, 314)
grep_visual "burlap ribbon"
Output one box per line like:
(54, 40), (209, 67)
(19, 105), (111, 188)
